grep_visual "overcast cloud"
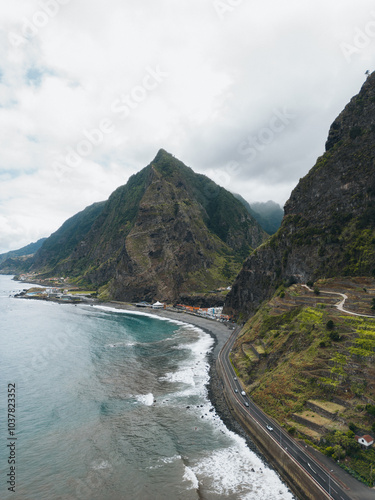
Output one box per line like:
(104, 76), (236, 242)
(0, 0), (374, 253)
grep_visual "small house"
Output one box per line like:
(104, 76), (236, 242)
(355, 435), (374, 449)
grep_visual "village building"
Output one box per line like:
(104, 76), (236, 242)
(355, 435), (374, 449)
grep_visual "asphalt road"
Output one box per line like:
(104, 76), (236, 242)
(218, 328), (352, 500)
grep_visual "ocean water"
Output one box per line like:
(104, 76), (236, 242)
(0, 275), (294, 500)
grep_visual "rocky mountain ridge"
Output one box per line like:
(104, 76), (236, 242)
(225, 72), (375, 319)
(19, 149), (268, 302)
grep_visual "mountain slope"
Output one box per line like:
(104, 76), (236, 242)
(225, 72), (375, 319)
(31, 201), (106, 272)
(231, 279), (375, 485)
(31, 150), (268, 302)
(0, 238), (47, 265)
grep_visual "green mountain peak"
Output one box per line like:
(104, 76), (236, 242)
(17, 151), (268, 303)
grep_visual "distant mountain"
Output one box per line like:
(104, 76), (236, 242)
(25, 150), (268, 302)
(233, 194), (283, 235)
(0, 238), (47, 265)
(30, 201), (106, 272)
(225, 72), (375, 319)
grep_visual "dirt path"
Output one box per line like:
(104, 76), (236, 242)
(302, 285), (375, 318)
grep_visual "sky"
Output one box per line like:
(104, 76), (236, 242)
(0, 0), (374, 254)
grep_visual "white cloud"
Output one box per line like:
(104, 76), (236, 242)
(0, 0), (375, 253)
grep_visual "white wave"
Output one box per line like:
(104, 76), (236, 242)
(161, 366), (196, 386)
(161, 454), (182, 464)
(92, 305), (186, 327)
(105, 341), (135, 348)
(183, 466), (199, 490)
(191, 436), (294, 499)
(91, 460), (111, 470)
(134, 393), (154, 406)
(93, 304), (293, 497)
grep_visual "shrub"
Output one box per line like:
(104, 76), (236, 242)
(326, 320), (335, 330)
(325, 446), (334, 457)
(332, 444), (345, 460)
(329, 330), (340, 341)
(366, 404), (375, 417)
(349, 422), (357, 432)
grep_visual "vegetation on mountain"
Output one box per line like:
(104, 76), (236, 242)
(0, 238), (47, 265)
(30, 201), (106, 272)
(231, 278), (375, 485)
(225, 72), (375, 319)
(234, 194), (284, 235)
(19, 149), (267, 302)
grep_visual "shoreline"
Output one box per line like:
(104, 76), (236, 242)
(11, 283), (373, 498)
(97, 301), (271, 462)
(13, 291), (282, 486)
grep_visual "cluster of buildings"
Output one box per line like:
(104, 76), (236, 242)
(175, 304), (232, 321)
(135, 301), (232, 321)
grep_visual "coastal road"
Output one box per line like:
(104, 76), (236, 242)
(218, 328), (352, 500)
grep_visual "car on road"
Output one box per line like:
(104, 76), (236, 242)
(234, 389), (238, 393)
(234, 377), (237, 380)
(241, 391), (246, 396)
(245, 402), (249, 407)
(266, 425), (273, 431)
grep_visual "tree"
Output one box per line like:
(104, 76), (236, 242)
(332, 444), (345, 460)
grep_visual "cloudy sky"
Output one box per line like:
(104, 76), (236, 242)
(1, 0), (374, 253)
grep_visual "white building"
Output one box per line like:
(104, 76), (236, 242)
(356, 435), (374, 449)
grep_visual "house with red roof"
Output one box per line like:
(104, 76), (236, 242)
(355, 435), (374, 449)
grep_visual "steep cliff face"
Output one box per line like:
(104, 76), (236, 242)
(225, 72), (375, 319)
(32, 149), (267, 302)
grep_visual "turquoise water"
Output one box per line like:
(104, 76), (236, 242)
(0, 275), (294, 499)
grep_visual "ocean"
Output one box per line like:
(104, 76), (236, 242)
(0, 275), (294, 499)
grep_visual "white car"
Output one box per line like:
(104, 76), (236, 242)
(234, 389), (238, 393)
(245, 402), (249, 407)
(266, 425), (273, 431)
(241, 391), (246, 396)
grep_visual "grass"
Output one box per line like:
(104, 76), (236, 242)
(308, 400), (346, 414)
